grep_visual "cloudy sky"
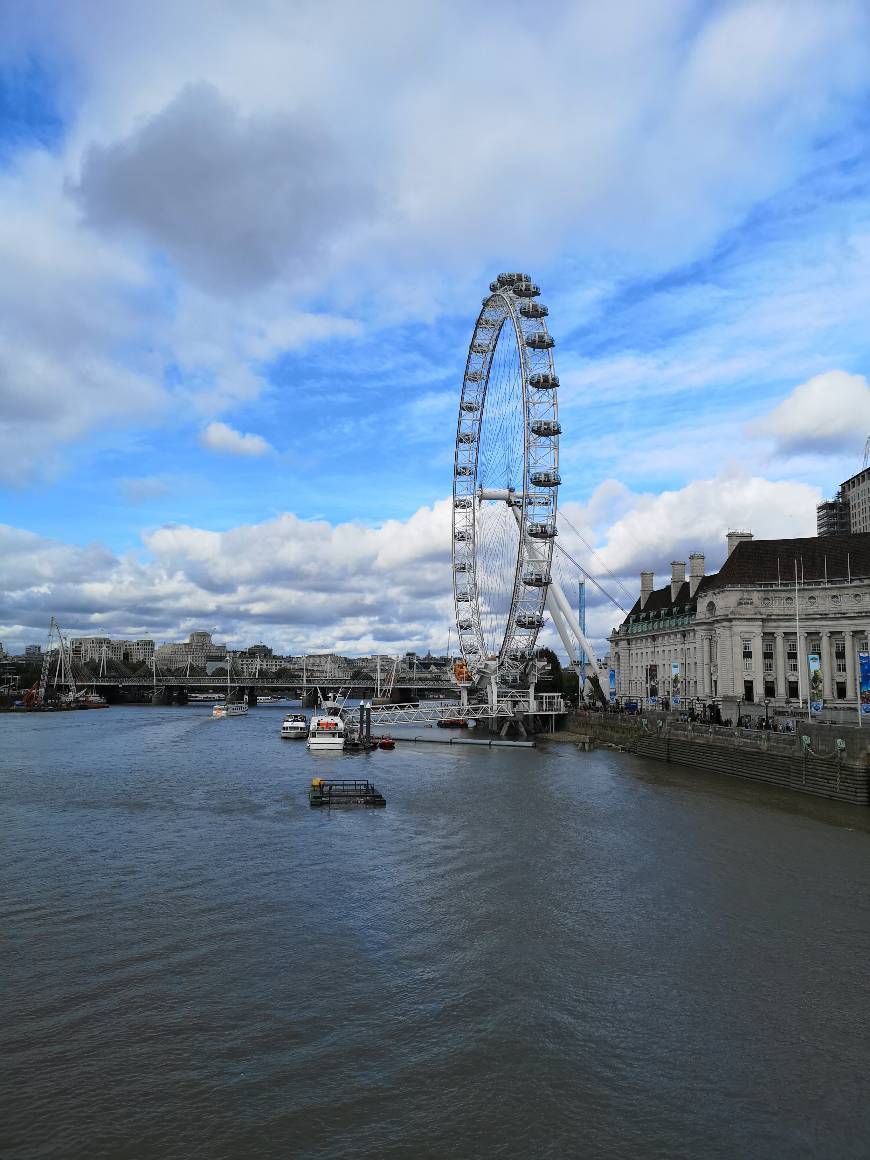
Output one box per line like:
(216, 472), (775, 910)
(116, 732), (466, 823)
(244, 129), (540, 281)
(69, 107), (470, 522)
(2, 0), (870, 658)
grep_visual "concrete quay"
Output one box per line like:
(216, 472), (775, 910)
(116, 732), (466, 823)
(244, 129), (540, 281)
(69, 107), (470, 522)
(561, 710), (870, 806)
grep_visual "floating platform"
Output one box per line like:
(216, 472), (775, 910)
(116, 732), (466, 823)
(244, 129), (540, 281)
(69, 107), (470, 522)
(308, 778), (386, 808)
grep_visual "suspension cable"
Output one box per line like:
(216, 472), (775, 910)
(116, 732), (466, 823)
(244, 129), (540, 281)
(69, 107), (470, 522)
(556, 507), (635, 605)
(553, 539), (629, 615)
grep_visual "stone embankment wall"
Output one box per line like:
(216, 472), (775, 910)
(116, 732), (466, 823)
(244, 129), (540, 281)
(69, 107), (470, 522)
(564, 711), (870, 806)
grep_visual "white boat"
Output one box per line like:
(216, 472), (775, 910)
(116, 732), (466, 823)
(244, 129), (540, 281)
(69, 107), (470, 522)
(281, 712), (308, 739)
(307, 700), (346, 751)
(213, 701), (249, 718)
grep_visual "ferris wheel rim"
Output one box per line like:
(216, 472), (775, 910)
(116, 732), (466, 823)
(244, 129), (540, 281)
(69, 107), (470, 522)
(452, 273), (560, 678)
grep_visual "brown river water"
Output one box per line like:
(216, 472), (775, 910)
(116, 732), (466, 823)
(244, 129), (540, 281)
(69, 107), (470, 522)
(2, 704), (869, 1159)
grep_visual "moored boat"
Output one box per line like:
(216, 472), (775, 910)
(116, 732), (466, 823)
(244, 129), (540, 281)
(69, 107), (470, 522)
(281, 712), (308, 739)
(307, 700), (346, 751)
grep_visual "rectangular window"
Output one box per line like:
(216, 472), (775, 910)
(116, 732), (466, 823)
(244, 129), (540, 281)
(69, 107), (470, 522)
(788, 680), (799, 699)
(834, 639), (847, 675)
(742, 640), (752, 659)
(764, 679), (776, 698)
(743, 680), (754, 703)
(808, 637), (821, 655)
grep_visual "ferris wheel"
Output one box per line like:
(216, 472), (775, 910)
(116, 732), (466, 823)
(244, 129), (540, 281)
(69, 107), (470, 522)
(452, 272), (562, 680)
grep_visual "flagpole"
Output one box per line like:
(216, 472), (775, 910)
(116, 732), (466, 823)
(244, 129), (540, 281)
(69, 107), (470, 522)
(794, 559), (803, 711)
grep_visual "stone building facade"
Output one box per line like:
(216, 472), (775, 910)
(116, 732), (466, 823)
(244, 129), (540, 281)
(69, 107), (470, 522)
(610, 532), (870, 719)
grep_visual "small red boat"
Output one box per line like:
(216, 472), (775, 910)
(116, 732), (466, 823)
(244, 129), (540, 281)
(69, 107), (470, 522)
(436, 718), (468, 728)
(378, 736), (395, 750)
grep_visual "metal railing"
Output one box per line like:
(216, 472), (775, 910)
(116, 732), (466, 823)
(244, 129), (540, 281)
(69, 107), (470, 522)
(370, 693), (564, 725)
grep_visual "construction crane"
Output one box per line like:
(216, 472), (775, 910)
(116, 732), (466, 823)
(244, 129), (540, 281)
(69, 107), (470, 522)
(863, 436), (870, 470)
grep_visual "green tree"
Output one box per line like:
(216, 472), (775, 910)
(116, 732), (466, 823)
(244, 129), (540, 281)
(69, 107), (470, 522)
(535, 648), (563, 693)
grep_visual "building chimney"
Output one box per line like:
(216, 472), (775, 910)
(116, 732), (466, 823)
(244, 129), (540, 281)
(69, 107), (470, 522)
(670, 561), (686, 602)
(640, 571), (654, 609)
(726, 530), (753, 558)
(688, 552), (705, 597)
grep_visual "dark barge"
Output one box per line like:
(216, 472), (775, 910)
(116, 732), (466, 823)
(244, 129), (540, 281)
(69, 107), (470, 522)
(308, 778), (386, 808)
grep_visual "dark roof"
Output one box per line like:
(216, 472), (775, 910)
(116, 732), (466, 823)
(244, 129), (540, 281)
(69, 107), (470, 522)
(696, 533), (870, 593)
(621, 533), (870, 626)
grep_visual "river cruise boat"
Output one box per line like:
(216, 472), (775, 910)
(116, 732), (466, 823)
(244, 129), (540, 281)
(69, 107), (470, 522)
(281, 712), (308, 739)
(212, 701), (249, 718)
(307, 701), (346, 751)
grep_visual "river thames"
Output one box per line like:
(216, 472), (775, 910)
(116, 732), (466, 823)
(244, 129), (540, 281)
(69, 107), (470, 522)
(1, 704), (869, 1159)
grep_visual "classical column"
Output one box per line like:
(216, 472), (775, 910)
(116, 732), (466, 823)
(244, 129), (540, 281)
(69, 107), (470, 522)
(844, 631), (855, 702)
(701, 635), (712, 696)
(821, 630), (833, 700)
(774, 632), (786, 701)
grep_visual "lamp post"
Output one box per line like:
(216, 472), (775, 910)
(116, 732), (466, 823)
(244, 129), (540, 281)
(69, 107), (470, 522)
(764, 698), (770, 730)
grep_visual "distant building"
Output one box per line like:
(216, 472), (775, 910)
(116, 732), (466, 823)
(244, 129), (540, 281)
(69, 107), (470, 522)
(24, 645), (42, 659)
(841, 466), (870, 533)
(819, 466), (870, 536)
(610, 531), (870, 718)
(156, 630), (227, 672)
(817, 490), (851, 537)
(70, 636), (154, 664)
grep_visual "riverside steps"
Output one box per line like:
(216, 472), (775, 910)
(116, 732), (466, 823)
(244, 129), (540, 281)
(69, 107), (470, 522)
(562, 711), (870, 806)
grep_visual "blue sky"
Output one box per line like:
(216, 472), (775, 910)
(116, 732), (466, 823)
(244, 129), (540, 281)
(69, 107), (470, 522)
(3, 1), (870, 656)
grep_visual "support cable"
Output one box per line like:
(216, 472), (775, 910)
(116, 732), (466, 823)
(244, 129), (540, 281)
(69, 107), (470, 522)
(556, 508), (635, 606)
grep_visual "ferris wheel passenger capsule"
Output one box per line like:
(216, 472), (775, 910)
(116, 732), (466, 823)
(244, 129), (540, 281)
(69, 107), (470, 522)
(529, 372), (559, 389)
(526, 331), (555, 350)
(460, 401), (479, 413)
(513, 282), (540, 298)
(453, 496), (472, 508)
(456, 465), (473, 476)
(530, 420), (562, 437)
(530, 470), (561, 488)
(457, 618), (473, 631)
(516, 613), (544, 629)
(528, 521), (557, 539)
(522, 569), (551, 587)
(519, 302), (548, 319)
(457, 431), (476, 444)
(454, 529), (470, 542)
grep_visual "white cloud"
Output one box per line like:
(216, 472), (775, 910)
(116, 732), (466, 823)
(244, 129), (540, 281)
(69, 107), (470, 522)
(2, 1), (870, 478)
(748, 370), (870, 456)
(199, 421), (273, 456)
(0, 472), (824, 660)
